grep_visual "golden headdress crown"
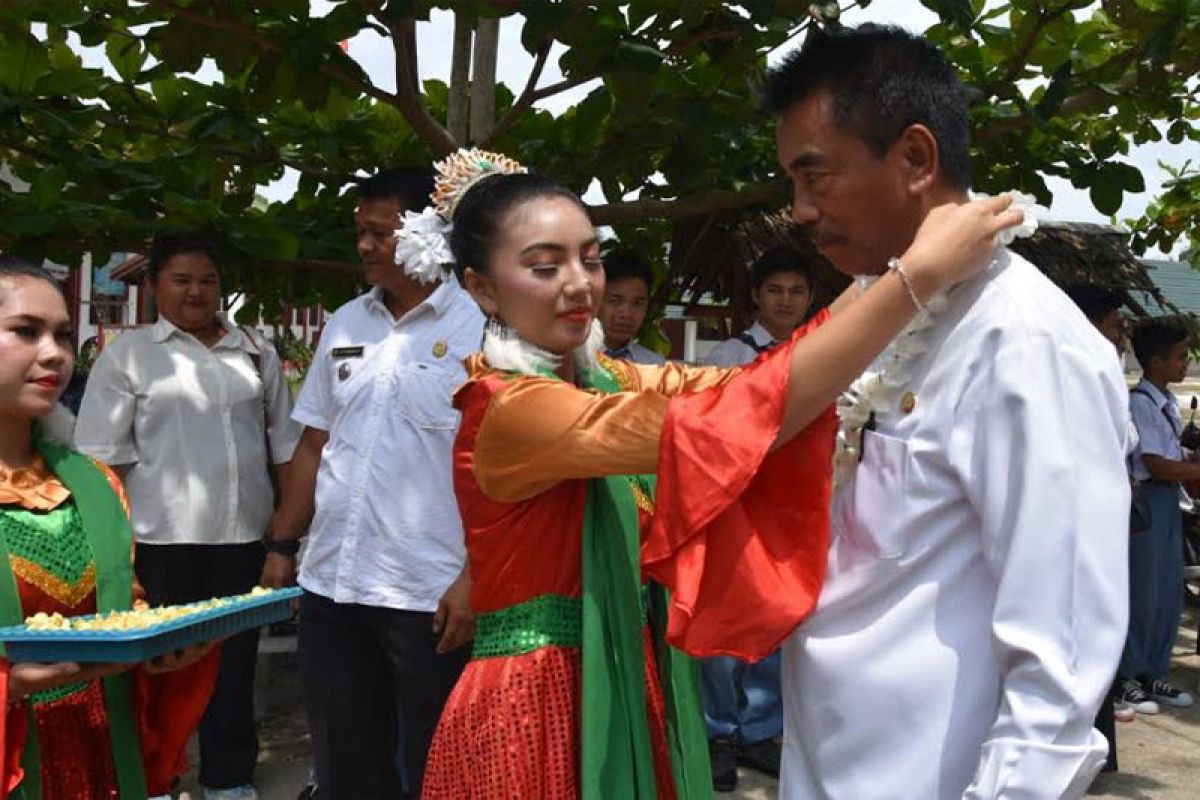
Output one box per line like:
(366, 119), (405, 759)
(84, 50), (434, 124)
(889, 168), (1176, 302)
(432, 148), (527, 219)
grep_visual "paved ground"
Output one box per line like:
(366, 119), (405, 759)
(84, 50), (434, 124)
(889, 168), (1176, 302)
(175, 609), (1200, 799)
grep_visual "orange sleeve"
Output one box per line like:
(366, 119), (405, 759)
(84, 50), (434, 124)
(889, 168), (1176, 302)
(604, 356), (740, 397)
(472, 377), (669, 503)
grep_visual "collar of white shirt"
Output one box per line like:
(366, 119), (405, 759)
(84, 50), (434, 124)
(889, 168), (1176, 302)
(362, 277), (463, 325)
(150, 314), (260, 353)
(745, 321), (777, 348)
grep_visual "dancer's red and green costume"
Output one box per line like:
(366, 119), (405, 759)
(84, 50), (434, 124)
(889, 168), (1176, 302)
(423, 311), (837, 798)
(0, 437), (219, 799)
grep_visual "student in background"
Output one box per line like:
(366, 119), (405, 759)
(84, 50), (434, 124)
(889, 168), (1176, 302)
(704, 246), (812, 368)
(1119, 317), (1198, 715)
(598, 248), (665, 365)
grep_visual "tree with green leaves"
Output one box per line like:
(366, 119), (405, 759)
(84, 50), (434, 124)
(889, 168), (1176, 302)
(1, 0), (1196, 317)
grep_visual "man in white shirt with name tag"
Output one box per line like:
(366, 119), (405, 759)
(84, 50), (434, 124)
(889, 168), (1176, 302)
(764, 25), (1130, 799)
(261, 168), (484, 798)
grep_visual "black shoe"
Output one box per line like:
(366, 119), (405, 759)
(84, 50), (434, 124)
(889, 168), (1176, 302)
(708, 736), (739, 793)
(739, 737), (781, 779)
(296, 781), (317, 800)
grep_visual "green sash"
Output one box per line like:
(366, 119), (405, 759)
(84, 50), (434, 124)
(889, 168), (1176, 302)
(578, 365), (710, 799)
(0, 435), (147, 799)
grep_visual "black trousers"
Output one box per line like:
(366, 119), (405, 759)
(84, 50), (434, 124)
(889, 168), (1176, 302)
(298, 590), (469, 799)
(1095, 679), (1118, 773)
(135, 542), (266, 789)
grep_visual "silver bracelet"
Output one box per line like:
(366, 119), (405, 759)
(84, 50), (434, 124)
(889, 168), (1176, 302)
(886, 257), (926, 313)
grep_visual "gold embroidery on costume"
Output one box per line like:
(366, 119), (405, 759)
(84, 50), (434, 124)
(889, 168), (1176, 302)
(9, 557), (96, 609)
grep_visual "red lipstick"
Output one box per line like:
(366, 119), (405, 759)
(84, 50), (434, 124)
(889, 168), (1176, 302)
(559, 308), (592, 323)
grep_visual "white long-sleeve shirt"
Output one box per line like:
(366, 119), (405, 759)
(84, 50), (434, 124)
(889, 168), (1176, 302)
(76, 317), (300, 545)
(781, 249), (1130, 799)
(294, 281), (484, 612)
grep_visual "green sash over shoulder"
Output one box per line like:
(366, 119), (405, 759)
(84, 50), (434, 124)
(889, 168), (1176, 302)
(579, 365), (710, 799)
(0, 435), (147, 799)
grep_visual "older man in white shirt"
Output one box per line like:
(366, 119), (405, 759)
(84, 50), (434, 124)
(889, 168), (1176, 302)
(762, 25), (1130, 799)
(261, 168), (484, 799)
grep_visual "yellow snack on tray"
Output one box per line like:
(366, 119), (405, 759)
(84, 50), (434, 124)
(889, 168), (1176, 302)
(23, 588), (275, 632)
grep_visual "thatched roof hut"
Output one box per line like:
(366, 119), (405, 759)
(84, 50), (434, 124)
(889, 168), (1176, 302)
(1007, 220), (1178, 318)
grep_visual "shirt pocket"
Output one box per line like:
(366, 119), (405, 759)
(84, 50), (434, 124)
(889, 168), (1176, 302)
(840, 428), (911, 560)
(394, 363), (461, 430)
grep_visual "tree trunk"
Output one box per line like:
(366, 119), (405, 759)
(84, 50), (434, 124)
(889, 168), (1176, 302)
(469, 17), (499, 143)
(447, 13), (473, 144)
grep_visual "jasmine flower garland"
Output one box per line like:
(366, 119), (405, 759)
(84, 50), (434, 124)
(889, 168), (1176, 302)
(833, 191), (1039, 487)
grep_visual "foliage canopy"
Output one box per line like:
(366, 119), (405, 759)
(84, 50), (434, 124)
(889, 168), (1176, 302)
(1, 0), (1197, 314)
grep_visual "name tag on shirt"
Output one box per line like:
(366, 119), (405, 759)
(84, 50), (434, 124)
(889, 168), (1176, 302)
(331, 346), (364, 359)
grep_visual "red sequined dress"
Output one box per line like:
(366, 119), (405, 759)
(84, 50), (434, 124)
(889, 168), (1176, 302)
(423, 311), (837, 798)
(0, 454), (219, 799)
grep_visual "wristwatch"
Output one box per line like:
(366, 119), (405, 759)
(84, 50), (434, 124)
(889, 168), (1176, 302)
(262, 535), (301, 556)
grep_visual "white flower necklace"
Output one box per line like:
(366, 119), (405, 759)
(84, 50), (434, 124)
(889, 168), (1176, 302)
(833, 191), (1040, 487)
(833, 285), (947, 487)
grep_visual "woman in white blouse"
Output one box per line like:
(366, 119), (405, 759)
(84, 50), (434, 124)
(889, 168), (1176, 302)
(75, 231), (301, 800)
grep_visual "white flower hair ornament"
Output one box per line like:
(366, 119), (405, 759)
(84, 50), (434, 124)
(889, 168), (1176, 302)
(393, 207), (453, 285)
(393, 148), (527, 284)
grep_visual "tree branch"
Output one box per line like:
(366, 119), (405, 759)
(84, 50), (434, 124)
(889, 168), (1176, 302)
(481, 38), (552, 147)
(469, 17), (500, 143)
(390, 16), (457, 155)
(81, 104), (351, 184)
(529, 72), (601, 103)
(976, 72), (1138, 142)
(588, 179), (790, 225)
(447, 12), (473, 143)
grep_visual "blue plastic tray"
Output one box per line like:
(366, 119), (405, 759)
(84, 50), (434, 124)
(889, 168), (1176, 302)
(0, 587), (301, 663)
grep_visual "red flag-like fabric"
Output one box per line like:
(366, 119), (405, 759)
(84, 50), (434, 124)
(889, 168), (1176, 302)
(643, 309), (837, 661)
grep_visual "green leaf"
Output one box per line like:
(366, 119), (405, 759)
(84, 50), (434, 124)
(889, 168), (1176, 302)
(1089, 161), (1147, 216)
(1107, 161), (1146, 193)
(1167, 119), (1192, 144)
(1089, 178), (1121, 216)
(29, 165), (67, 210)
(105, 33), (145, 82)
(0, 29), (50, 95)
(0, 212), (57, 237)
(151, 21), (205, 74)
(1143, 22), (1178, 66)
(612, 40), (665, 73)
(151, 76), (186, 117)
(921, 0), (976, 29)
